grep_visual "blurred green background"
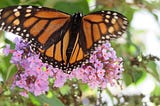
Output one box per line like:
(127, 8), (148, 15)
(0, 0), (160, 106)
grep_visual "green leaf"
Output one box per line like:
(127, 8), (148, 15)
(37, 95), (65, 106)
(19, 0), (44, 6)
(80, 83), (89, 91)
(123, 73), (132, 86)
(147, 61), (158, 76)
(132, 70), (146, 85)
(146, 61), (160, 82)
(0, 0), (20, 8)
(54, 0), (89, 14)
(151, 85), (160, 96)
(29, 94), (41, 106)
(59, 85), (70, 95)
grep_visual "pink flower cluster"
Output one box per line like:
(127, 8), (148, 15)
(70, 43), (123, 88)
(3, 38), (123, 97)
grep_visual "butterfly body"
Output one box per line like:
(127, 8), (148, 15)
(66, 12), (82, 61)
(0, 5), (128, 73)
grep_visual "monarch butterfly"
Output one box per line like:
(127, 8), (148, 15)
(0, 5), (128, 73)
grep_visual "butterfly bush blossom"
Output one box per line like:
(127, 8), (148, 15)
(3, 37), (123, 97)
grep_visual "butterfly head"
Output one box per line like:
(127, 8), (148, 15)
(72, 12), (83, 23)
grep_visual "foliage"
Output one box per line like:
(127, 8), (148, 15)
(0, 0), (160, 106)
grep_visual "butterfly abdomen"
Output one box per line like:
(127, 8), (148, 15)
(66, 13), (83, 63)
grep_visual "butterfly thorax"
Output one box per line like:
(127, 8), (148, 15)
(66, 13), (83, 64)
(70, 12), (82, 33)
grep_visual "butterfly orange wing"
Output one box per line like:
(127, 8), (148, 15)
(80, 11), (128, 51)
(0, 5), (71, 48)
(0, 5), (73, 71)
(69, 11), (128, 67)
(0, 6), (128, 73)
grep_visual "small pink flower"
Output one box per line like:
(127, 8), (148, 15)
(97, 69), (105, 79)
(3, 44), (11, 56)
(53, 71), (68, 87)
(19, 91), (28, 98)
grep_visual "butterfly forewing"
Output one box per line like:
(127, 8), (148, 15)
(0, 5), (71, 48)
(0, 5), (74, 72)
(82, 11), (128, 50)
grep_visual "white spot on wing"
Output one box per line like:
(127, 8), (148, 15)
(114, 16), (118, 19)
(21, 33), (24, 36)
(117, 31), (122, 35)
(27, 6), (32, 9)
(1, 22), (5, 26)
(13, 9), (18, 12)
(38, 6), (42, 8)
(16, 27), (21, 31)
(8, 26), (11, 29)
(122, 26), (126, 29)
(23, 29), (27, 32)
(113, 12), (118, 16)
(107, 11), (111, 14)
(17, 6), (22, 9)
(26, 33), (30, 37)
(123, 20), (128, 25)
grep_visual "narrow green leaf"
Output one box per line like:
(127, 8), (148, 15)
(37, 95), (65, 106)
